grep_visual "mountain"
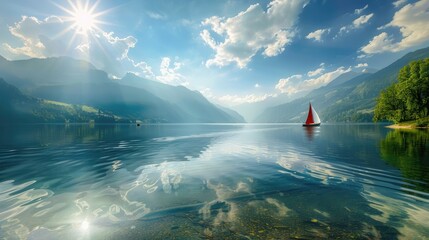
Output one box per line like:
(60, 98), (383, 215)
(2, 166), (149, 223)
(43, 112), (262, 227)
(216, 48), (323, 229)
(255, 46), (429, 123)
(231, 92), (307, 122)
(0, 56), (244, 123)
(0, 78), (120, 124)
(120, 73), (245, 122)
(233, 71), (370, 122)
(254, 71), (368, 122)
(0, 56), (97, 90)
(323, 71), (363, 88)
(215, 104), (246, 123)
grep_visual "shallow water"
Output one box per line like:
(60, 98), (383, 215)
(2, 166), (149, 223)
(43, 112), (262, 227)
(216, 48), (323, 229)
(0, 124), (428, 239)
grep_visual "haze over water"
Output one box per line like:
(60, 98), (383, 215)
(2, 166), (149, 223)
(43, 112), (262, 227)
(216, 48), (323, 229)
(0, 124), (428, 239)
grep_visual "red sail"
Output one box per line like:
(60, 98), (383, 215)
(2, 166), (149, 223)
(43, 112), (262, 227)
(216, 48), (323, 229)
(305, 103), (314, 124)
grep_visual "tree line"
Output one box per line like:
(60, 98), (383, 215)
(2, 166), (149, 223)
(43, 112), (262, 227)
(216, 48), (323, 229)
(374, 58), (429, 124)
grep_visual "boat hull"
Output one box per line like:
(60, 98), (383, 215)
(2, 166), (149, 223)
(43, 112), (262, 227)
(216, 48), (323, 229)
(302, 123), (321, 127)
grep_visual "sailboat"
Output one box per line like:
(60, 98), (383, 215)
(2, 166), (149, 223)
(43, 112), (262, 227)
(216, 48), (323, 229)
(303, 103), (321, 127)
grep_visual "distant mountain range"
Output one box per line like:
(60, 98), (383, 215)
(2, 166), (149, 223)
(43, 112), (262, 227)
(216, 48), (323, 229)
(255, 46), (429, 123)
(2, 46), (428, 124)
(0, 55), (244, 123)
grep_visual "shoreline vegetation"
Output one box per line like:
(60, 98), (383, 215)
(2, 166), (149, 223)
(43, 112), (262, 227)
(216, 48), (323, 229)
(374, 58), (429, 129)
(387, 117), (429, 129)
(387, 124), (428, 129)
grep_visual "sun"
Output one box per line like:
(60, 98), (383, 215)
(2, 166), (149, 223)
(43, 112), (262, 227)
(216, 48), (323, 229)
(57, 0), (105, 36)
(72, 8), (96, 34)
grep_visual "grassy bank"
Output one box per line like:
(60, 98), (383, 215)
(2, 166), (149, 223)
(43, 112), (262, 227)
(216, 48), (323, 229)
(387, 117), (429, 129)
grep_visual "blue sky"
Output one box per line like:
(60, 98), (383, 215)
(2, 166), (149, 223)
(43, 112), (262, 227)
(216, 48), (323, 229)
(0, 0), (428, 106)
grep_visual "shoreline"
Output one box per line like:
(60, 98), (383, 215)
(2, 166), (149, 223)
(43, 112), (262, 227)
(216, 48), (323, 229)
(386, 124), (413, 129)
(387, 124), (429, 129)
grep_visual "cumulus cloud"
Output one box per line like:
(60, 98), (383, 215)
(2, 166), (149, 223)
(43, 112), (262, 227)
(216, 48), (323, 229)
(2, 15), (156, 80)
(355, 4), (368, 15)
(393, 0), (407, 8)
(355, 63), (368, 68)
(275, 74), (303, 94)
(306, 28), (330, 42)
(3, 16), (68, 58)
(200, 0), (309, 68)
(353, 13), (374, 28)
(156, 57), (188, 86)
(360, 32), (395, 54)
(307, 65), (325, 77)
(361, 0), (429, 54)
(275, 67), (351, 95)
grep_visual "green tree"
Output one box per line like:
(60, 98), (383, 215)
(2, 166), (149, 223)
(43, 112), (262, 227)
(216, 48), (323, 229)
(374, 58), (429, 123)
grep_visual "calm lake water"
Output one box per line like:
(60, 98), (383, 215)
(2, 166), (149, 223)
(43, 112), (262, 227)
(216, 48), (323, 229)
(0, 124), (428, 239)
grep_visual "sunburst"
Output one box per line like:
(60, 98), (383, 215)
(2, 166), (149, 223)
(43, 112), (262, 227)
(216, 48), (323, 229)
(57, 0), (106, 36)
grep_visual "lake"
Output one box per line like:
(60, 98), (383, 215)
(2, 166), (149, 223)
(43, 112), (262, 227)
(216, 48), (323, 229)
(0, 124), (428, 239)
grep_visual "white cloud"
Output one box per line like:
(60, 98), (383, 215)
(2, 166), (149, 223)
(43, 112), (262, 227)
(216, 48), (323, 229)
(355, 4), (368, 15)
(3, 16), (66, 58)
(82, 31), (138, 76)
(393, 0), (407, 8)
(361, 32), (396, 54)
(129, 59), (155, 79)
(307, 65), (325, 77)
(353, 13), (374, 28)
(306, 28), (330, 42)
(200, 0), (309, 68)
(337, 26), (348, 35)
(199, 88), (214, 99)
(146, 11), (166, 20)
(302, 66), (351, 88)
(361, 0), (429, 54)
(355, 63), (368, 68)
(2, 15), (156, 80)
(199, 87), (276, 106)
(218, 93), (276, 104)
(275, 74), (303, 94)
(156, 57), (188, 86)
(336, 13), (374, 37)
(388, 0), (429, 49)
(275, 67), (351, 94)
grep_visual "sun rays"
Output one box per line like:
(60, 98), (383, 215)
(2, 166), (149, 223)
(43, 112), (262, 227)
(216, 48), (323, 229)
(71, 5), (97, 34)
(57, 0), (105, 36)
(51, 0), (115, 56)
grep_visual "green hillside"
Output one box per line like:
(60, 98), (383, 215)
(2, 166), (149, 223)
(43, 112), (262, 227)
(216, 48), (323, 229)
(0, 78), (121, 124)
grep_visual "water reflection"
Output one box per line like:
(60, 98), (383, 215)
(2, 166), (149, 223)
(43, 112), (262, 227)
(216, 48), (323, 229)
(380, 129), (429, 193)
(303, 126), (318, 141)
(0, 124), (428, 239)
